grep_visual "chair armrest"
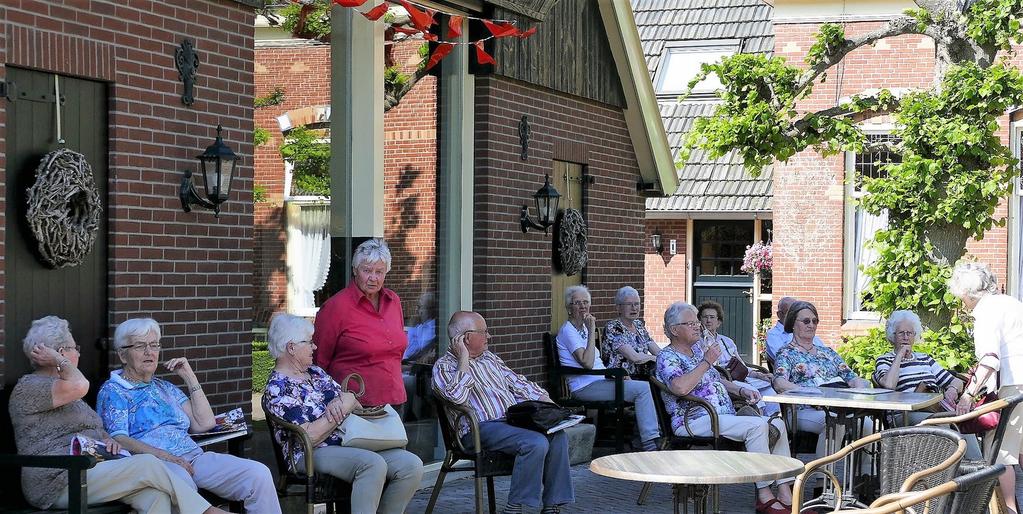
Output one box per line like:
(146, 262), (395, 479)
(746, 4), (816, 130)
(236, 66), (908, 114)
(0, 453), (97, 471)
(446, 401), (484, 456)
(262, 408), (317, 478)
(747, 363), (769, 374)
(918, 398), (1008, 427)
(792, 432), (882, 509)
(679, 394), (721, 440)
(557, 367), (626, 379)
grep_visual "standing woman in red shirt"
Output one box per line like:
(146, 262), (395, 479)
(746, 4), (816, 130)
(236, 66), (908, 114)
(314, 239), (409, 408)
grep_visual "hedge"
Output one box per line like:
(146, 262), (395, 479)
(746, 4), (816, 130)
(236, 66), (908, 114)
(252, 340), (273, 392)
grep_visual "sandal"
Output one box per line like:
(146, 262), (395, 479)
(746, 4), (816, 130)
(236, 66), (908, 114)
(754, 498), (788, 514)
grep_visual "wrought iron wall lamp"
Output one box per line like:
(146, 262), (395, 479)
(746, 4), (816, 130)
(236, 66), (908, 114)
(520, 174), (561, 234)
(180, 124), (238, 217)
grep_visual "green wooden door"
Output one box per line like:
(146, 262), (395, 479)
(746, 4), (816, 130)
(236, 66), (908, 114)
(692, 220), (755, 359)
(3, 68), (109, 397)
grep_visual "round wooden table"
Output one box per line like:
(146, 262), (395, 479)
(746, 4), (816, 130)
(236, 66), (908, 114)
(590, 450), (805, 514)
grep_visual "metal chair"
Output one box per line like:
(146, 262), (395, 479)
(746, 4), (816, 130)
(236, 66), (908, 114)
(792, 426), (967, 514)
(636, 376), (744, 511)
(260, 395), (352, 514)
(425, 395), (516, 514)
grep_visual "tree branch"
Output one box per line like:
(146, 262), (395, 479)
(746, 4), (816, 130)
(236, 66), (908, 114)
(787, 94), (889, 137)
(384, 66), (429, 112)
(795, 16), (928, 92)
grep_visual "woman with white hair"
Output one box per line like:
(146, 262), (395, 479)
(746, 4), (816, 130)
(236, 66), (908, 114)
(96, 318), (281, 514)
(9, 316), (230, 513)
(949, 261), (1023, 514)
(556, 285), (661, 451)
(264, 313), (424, 514)
(314, 238), (409, 408)
(602, 285), (660, 377)
(873, 310), (963, 422)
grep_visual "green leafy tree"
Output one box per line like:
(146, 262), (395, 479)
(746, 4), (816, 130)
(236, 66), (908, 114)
(279, 126), (331, 196)
(680, 0), (1023, 369)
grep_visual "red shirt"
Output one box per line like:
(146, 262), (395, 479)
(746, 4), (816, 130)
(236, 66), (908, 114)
(313, 282), (408, 406)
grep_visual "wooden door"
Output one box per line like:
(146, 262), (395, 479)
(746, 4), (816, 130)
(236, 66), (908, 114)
(3, 68), (109, 397)
(692, 220), (755, 358)
(550, 161), (584, 333)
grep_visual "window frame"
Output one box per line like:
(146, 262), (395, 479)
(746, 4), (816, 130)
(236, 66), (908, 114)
(653, 39), (740, 99)
(843, 127), (898, 320)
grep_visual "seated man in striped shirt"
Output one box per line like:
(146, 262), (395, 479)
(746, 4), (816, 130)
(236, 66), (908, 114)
(873, 310), (965, 425)
(433, 311), (574, 514)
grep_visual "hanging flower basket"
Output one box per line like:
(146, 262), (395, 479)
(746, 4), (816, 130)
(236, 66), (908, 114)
(741, 241), (772, 275)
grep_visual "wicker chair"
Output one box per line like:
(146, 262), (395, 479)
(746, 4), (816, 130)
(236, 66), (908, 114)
(636, 376), (744, 509)
(791, 426), (966, 514)
(260, 395), (352, 514)
(425, 395), (516, 514)
(828, 464), (1004, 514)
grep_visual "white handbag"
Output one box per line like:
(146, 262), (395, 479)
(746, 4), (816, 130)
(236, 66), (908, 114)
(337, 374), (408, 451)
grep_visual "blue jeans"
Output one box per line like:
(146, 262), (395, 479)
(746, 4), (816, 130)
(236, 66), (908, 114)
(465, 421), (575, 508)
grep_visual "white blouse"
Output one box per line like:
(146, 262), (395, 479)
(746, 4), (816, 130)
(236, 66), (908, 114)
(972, 294), (1023, 390)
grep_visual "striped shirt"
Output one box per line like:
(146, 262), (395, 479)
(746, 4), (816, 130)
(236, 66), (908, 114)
(872, 351), (956, 392)
(432, 350), (547, 436)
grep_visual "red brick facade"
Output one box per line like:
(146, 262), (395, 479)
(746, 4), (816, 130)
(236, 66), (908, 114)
(643, 219), (688, 334)
(252, 41), (438, 323)
(473, 75), (647, 382)
(773, 19), (1010, 343)
(0, 0), (257, 412)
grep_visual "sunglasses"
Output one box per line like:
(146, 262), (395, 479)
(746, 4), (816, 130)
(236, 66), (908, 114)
(798, 318), (819, 325)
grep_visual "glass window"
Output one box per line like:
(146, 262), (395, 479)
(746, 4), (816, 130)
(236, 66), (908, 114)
(655, 46), (736, 96)
(695, 221), (754, 277)
(848, 134), (901, 315)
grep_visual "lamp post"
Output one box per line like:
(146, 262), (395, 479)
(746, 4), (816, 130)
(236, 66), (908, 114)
(180, 124), (238, 217)
(520, 174), (561, 234)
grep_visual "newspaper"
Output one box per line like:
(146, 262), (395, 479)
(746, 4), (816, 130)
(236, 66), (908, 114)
(70, 434), (130, 461)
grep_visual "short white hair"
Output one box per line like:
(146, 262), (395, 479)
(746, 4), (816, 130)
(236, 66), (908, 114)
(949, 261), (999, 301)
(614, 286), (640, 305)
(663, 301), (698, 339)
(351, 238), (392, 273)
(564, 285), (591, 309)
(113, 318), (161, 352)
(23, 316), (73, 368)
(267, 313), (314, 359)
(885, 310), (923, 343)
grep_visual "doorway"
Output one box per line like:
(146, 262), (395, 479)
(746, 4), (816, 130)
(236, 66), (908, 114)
(550, 161), (585, 333)
(692, 220), (755, 358)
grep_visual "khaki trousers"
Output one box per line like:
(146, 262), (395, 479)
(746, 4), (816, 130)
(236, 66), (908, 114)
(52, 454), (211, 514)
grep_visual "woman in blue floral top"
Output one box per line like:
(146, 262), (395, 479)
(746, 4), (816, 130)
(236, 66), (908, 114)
(602, 286), (660, 376)
(263, 314), (423, 514)
(655, 302), (794, 514)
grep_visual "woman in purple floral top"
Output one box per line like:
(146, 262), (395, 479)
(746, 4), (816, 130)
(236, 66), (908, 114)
(263, 314), (423, 514)
(655, 302), (794, 514)
(602, 286), (660, 376)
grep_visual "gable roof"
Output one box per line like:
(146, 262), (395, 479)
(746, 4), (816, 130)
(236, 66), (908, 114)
(633, 0), (775, 215)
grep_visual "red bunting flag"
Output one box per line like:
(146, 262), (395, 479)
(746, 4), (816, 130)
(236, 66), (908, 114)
(516, 26), (537, 39)
(333, 0), (369, 6)
(421, 31), (438, 41)
(475, 41), (495, 65)
(447, 15), (463, 39)
(483, 19), (518, 38)
(362, 2), (389, 21)
(425, 43), (454, 71)
(391, 25), (421, 36)
(398, 0), (435, 32)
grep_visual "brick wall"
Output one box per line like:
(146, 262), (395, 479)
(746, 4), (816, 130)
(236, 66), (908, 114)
(252, 40), (437, 324)
(773, 19), (1010, 344)
(0, 0), (256, 413)
(644, 219), (688, 339)
(474, 75), (647, 383)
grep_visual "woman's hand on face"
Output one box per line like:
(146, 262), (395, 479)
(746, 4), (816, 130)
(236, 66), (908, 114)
(30, 344), (65, 369)
(897, 344), (913, 360)
(165, 357), (197, 380)
(583, 313), (596, 331)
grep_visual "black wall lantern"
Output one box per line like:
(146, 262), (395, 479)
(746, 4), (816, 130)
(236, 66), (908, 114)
(652, 232), (664, 254)
(180, 124), (238, 217)
(520, 174), (561, 234)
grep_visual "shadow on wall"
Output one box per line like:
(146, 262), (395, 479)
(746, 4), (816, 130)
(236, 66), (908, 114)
(254, 203), (288, 327)
(387, 164), (435, 318)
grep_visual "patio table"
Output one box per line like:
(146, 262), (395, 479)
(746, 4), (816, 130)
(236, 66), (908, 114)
(762, 388), (941, 512)
(590, 450), (804, 514)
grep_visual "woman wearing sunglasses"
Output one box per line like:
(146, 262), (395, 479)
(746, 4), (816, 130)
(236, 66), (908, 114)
(771, 301), (870, 459)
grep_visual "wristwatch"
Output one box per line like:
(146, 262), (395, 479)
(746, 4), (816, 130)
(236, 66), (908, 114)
(55, 358), (70, 373)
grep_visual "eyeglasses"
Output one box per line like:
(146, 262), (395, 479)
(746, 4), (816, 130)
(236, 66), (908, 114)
(124, 341), (161, 352)
(699, 314), (719, 320)
(895, 331), (916, 339)
(465, 329), (492, 338)
(569, 300), (591, 307)
(618, 302), (641, 308)
(798, 318), (820, 325)
(290, 340), (314, 347)
(57, 345), (81, 354)
(672, 321), (702, 329)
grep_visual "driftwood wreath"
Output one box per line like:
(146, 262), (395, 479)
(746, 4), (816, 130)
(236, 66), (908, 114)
(553, 208), (587, 276)
(26, 148), (102, 268)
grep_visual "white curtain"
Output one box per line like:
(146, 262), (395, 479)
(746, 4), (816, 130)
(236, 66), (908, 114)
(286, 202), (331, 314)
(853, 207), (889, 312)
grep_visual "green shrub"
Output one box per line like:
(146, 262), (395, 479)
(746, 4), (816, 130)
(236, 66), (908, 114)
(838, 326), (975, 379)
(252, 343), (273, 392)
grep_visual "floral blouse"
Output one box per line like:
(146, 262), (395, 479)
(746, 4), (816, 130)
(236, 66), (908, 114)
(264, 366), (344, 471)
(655, 345), (734, 433)
(603, 319), (656, 375)
(773, 342), (858, 387)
